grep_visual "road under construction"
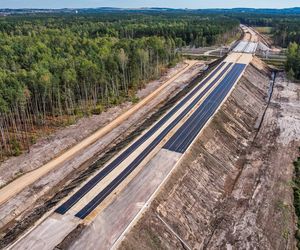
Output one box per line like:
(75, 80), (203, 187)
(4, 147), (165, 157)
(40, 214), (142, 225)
(6, 25), (260, 250)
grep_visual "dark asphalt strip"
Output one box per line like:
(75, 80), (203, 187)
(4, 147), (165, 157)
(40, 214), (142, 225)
(163, 64), (241, 150)
(177, 64), (245, 152)
(55, 62), (228, 215)
(164, 64), (246, 153)
(74, 63), (236, 219)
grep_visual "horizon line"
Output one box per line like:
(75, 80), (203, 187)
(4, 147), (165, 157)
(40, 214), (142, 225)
(0, 6), (299, 10)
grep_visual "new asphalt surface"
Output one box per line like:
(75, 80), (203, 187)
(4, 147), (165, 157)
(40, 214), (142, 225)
(55, 62), (228, 216)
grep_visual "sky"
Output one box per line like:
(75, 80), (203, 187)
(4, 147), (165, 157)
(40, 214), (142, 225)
(0, 0), (300, 9)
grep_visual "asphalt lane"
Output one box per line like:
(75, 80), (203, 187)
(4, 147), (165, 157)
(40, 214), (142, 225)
(74, 63), (243, 219)
(74, 63), (233, 219)
(55, 62), (228, 215)
(175, 64), (245, 152)
(164, 63), (246, 153)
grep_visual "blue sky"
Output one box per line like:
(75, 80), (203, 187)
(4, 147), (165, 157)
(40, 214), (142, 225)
(1, 0), (300, 9)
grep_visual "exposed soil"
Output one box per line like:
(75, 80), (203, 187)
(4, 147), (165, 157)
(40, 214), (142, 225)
(0, 58), (224, 249)
(119, 58), (299, 249)
(0, 62), (188, 187)
(55, 224), (86, 250)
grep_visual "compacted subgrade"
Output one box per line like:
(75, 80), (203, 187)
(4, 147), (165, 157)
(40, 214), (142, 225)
(0, 59), (222, 249)
(119, 58), (297, 249)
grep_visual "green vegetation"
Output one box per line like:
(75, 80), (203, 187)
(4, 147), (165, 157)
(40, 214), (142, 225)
(261, 59), (285, 70)
(253, 26), (272, 34)
(232, 13), (300, 47)
(286, 42), (300, 80)
(263, 16), (300, 80)
(270, 17), (300, 80)
(233, 13), (300, 79)
(272, 18), (300, 48)
(0, 13), (239, 159)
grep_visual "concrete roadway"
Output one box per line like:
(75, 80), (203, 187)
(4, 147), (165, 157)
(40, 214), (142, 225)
(55, 62), (228, 214)
(57, 62), (232, 218)
(0, 60), (198, 207)
(9, 26), (257, 250)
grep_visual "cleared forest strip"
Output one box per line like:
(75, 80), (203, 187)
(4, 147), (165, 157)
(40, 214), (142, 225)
(0, 60), (197, 206)
(118, 58), (271, 250)
(0, 60), (207, 248)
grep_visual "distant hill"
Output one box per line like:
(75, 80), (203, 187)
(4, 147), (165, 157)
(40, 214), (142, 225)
(1, 7), (300, 16)
(205, 7), (300, 14)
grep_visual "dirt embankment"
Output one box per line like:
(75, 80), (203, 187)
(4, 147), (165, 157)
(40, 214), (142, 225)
(0, 61), (207, 249)
(119, 58), (299, 249)
(0, 62), (192, 187)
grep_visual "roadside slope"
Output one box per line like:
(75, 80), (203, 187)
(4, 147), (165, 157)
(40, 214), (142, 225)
(0, 61), (197, 197)
(119, 58), (297, 249)
(0, 60), (206, 248)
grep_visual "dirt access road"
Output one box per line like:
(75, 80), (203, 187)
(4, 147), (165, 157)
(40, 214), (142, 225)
(0, 60), (198, 206)
(8, 26), (256, 248)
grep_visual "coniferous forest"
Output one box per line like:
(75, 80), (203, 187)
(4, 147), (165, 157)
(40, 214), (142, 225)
(0, 13), (239, 159)
(234, 13), (300, 80)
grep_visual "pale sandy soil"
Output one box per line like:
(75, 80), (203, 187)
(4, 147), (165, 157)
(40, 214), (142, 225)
(203, 70), (299, 249)
(0, 61), (196, 189)
(0, 59), (204, 246)
(119, 59), (299, 250)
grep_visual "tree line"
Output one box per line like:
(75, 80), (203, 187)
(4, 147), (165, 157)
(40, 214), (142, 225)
(0, 13), (239, 159)
(231, 13), (300, 80)
(231, 13), (300, 47)
(271, 17), (300, 79)
(286, 42), (300, 80)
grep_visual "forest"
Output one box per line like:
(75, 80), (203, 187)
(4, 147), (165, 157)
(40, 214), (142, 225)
(236, 14), (300, 47)
(268, 17), (300, 80)
(0, 13), (239, 159)
(233, 13), (300, 80)
(286, 42), (300, 80)
(271, 18), (300, 80)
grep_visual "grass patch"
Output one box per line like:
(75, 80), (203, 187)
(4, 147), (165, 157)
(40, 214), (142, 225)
(253, 26), (272, 34)
(183, 54), (219, 61)
(262, 59), (286, 69)
(130, 95), (140, 104)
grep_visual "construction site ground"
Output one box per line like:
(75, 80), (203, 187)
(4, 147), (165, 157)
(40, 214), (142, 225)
(120, 57), (300, 249)
(1, 23), (299, 249)
(0, 59), (206, 248)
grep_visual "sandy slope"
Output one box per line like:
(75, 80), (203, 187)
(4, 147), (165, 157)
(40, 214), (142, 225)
(0, 60), (198, 206)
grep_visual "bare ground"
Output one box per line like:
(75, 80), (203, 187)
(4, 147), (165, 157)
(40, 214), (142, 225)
(119, 58), (299, 249)
(0, 62), (191, 187)
(0, 60), (208, 248)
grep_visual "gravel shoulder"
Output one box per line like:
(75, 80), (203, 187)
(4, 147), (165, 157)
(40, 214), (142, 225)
(0, 59), (205, 247)
(119, 58), (299, 249)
